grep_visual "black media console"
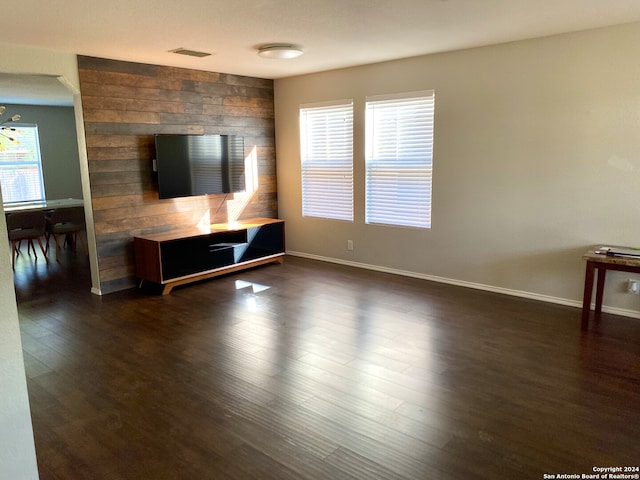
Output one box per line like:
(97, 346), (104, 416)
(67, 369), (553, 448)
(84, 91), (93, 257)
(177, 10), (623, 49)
(133, 218), (285, 294)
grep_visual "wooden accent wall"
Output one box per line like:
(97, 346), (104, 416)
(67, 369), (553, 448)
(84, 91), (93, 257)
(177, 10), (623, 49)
(77, 56), (277, 294)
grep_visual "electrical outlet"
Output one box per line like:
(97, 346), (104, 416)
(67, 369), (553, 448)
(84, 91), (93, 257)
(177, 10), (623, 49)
(627, 279), (640, 294)
(347, 240), (354, 251)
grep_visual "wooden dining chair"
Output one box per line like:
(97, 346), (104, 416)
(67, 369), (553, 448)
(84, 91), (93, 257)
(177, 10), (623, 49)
(6, 210), (49, 270)
(45, 206), (87, 261)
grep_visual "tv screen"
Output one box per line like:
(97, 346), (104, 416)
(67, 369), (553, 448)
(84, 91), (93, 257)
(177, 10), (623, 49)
(155, 134), (245, 199)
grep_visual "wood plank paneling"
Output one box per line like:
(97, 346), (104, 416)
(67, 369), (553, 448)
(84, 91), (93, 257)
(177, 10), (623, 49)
(78, 56), (277, 294)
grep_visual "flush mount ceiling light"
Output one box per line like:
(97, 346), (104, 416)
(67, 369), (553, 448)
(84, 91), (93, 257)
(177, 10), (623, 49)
(257, 44), (304, 59)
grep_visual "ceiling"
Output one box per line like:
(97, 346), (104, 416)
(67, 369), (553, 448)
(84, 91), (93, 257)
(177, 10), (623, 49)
(1, 0), (640, 106)
(0, 74), (75, 107)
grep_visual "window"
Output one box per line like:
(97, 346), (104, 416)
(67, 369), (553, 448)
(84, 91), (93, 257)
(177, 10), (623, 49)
(365, 91), (435, 229)
(0, 124), (45, 204)
(300, 100), (353, 221)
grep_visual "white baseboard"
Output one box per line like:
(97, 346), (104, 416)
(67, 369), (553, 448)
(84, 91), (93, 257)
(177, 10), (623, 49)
(285, 251), (640, 320)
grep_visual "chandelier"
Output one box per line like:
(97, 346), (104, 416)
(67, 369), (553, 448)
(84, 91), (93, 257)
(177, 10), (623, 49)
(0, 106), (21, 148)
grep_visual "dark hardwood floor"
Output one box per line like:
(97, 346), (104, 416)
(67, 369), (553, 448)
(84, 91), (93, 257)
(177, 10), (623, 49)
(13, 248), (640, 480)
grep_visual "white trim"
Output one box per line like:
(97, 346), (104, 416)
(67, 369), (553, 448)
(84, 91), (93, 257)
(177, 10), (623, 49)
(365, 89), (435, 103)
(300, 98), (353, 109)
(285, 250), (640, 320)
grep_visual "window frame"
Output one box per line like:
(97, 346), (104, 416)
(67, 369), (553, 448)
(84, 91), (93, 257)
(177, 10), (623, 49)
(365, 90), (435, 229)
(299, 99), (354, 222)
(0, 123), (46, 205)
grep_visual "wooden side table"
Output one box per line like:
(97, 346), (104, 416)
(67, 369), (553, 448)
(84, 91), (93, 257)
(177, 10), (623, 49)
(582, 247), (640, 330)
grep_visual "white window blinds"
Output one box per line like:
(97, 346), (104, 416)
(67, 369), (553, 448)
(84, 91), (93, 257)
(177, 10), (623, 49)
(365, 91), (434, 229)
(0, 124), (46, 204)
(300, 100), (353, 221)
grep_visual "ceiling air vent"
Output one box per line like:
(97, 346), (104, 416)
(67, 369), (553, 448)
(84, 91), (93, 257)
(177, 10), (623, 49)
(169, 48), (212, 58)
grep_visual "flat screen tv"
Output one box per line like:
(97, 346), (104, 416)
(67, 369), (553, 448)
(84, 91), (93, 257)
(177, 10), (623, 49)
(155, 134), (246, 199)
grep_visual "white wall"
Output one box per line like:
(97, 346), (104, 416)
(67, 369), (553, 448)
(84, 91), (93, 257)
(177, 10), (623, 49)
(275, 22), (640, 317)
(0, 191), (38, 480)
(0, 198), (38, 479)
(0, 43), (84, 480)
